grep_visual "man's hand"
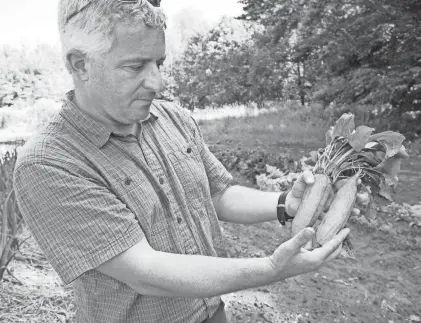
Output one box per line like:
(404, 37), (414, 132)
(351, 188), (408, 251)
(284, 170), (315, 217)
(267, 227), (350, 280)
(284, 170), (369, 220)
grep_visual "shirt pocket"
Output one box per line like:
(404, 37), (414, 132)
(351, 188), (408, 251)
(112, 171), (177, 253)
(148, 217), (177, 253)
(109, 170), (161, 233)
(167, 143), (209, 209)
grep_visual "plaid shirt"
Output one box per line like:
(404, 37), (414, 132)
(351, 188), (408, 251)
(13, 91), (234, 323)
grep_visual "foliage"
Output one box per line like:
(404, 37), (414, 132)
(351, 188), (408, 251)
(209, 146), (302, 185)
(0, 45), (72, 108)
(0, 149), (24, 281)
(236, 0), (421, 139)
(310, 0), (421, 140)
(237, 0), (324, 106)
(167, 0), (421, 137)
(170, 17), (285, 109)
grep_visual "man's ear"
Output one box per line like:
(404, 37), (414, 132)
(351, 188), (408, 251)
(66, 49), (89, 81)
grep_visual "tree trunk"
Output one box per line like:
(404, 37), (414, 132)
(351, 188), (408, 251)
(297, 62), (305, 106)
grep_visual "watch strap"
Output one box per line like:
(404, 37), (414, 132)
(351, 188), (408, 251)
(277, 189), (294, 225)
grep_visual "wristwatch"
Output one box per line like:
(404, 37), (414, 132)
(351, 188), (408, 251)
(277, 189), (294, 225)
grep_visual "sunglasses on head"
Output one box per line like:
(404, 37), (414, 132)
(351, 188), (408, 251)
(65, 0), (161, 25)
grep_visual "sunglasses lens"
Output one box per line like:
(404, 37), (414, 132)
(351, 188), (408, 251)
(149, 0), (161, 6)
(120, 0), (160, 6)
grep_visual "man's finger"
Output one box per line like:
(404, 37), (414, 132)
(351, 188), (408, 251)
(284, 227), (315, 252)
(302, 170), (315, 185)
(272, 228), (315, 266)
(290, 170), (314, 198)
(325, 243), (342, 263)
(314, 228), (350, 260)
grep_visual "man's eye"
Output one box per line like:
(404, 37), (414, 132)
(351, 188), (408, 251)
(125, 65), (144, 72)
(156, 61), (163, 69)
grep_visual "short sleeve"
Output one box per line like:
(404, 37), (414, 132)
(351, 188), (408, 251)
(187, 115), (236, 197)
(13, 162), (145, 285)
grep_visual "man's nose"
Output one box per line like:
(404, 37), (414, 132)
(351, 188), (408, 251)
(142, 63), (165, 94)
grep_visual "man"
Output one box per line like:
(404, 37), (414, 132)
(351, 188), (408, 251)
(13, 1), (363, 322)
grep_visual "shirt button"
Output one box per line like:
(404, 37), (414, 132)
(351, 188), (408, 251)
(187, 147), (192, 154)
(159, 177), (164, 185)
(125, 178), (132, 186)
(177, 217), (182, 224)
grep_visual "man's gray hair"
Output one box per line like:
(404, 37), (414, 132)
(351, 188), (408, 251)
(58, 0), (167, 71)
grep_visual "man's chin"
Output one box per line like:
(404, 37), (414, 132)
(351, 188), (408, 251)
(131, 101), (152, 121)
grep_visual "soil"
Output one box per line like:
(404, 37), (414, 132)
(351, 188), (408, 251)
(2, 154), (421, 323)
(221, 155), (421, 323)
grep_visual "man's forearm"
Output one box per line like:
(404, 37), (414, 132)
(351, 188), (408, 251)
(212, 185), (280, 224)
(132, 250), (278, 298)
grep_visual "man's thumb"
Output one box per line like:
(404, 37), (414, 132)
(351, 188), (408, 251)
(290, 227), (315, 249)
(271, 227), (315, 267)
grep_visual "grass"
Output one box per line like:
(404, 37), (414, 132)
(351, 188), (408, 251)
(0, 150), (24, 282)
(197, 104), (330, 159)
(0, 149), (75, 322)
(0, 227), (75, 323)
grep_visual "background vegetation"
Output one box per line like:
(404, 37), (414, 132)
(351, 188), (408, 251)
(169, 0), (421, 141)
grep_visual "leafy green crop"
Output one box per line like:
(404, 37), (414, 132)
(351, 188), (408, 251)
(314, 113), (409, 220)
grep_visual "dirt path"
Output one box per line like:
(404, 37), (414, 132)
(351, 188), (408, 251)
(221, 218), (421, 323)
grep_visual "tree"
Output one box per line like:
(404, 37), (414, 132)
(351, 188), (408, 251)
(237, 0), (421, 138)
(171, 17), (284, 109)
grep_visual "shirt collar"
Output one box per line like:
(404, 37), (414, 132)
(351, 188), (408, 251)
(60, 90), (159, 149)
